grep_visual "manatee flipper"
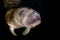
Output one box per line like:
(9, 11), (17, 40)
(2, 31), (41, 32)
(22, 27), (31, 35)
(8, 23), (17, 36)
(10, 26), (17, 36)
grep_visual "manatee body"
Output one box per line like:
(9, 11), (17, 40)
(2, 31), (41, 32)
(5, 7), (41, 36)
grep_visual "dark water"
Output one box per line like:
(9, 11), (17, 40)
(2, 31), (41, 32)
(0, 0), (48, 40)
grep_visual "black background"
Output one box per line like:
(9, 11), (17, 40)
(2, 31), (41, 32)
(0, 0), (48, 40)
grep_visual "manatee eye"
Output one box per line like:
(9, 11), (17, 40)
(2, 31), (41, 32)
(19, 9), (25, 16)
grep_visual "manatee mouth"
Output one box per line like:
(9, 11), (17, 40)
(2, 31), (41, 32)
(30, 17), (40, 24)
(25, 14), (40, 27)
(24, 18), (40, 28)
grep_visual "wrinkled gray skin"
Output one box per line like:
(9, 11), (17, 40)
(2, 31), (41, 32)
(5, 7), (41, 36)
